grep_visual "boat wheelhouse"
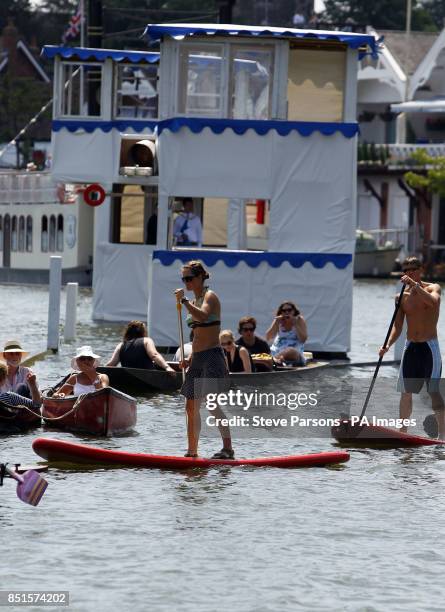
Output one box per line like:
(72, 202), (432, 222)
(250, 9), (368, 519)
(0, 170), (93, 284)
(43, 23), (378, 356)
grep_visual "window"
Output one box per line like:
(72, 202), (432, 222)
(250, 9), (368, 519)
(0, 216), (3, 252)
(111, 184), (158, 244)
(41, 216), (48, 252)
(115, 64), (158, 119)
(11, 216), (17, 252)
(57, 215), (64, 252)
(60, 62), (102, 117)
(177, 44), (224, 117)
(287, 47), (346, 122)
(18, 216), (25, 252)
(49, 215), (56, 252)
(26, 216), (33, 252)
(176, 42), (277, 120)
(231, 46), (274, 120)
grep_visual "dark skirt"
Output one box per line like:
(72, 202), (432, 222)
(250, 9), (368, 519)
(181, 347), (229, 400)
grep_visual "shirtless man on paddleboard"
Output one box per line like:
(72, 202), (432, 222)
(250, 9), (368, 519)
(379, 256), (444, 438)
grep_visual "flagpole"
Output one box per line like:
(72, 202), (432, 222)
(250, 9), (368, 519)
(80, 0), (85, 47)
(80, 0), (85, 113)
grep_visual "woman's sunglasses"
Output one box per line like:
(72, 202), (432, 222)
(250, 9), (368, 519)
(221, 341), (233, 347)
(181, 275), (195, 283)
(280, 308), (293, 314)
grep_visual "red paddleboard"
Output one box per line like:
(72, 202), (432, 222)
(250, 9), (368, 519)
(32, 438), (349, 469)
(332, 419), (445, 448)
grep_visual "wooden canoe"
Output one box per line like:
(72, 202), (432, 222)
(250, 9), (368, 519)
(0, 401), (41, 433)
(97, 360), (329, 394)
(42, 387), (137, 436)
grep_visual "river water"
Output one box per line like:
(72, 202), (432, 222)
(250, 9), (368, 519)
(1, 279), (444, 612)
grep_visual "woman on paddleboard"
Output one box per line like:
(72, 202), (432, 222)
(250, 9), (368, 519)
(175, 260), (234, 459)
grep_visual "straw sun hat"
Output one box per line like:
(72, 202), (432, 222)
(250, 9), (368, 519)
(71, 346), (101, 370)
(2, 340), (29, 358)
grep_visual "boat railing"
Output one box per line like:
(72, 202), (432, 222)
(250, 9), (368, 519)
(0, 172), (77, 205)
(358, 227), (418, 251)
(358, 143), (445, 166)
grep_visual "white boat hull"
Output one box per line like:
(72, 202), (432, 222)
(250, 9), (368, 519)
(354, 248), (400, 277)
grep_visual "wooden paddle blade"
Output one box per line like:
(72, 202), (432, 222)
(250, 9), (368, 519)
(16, 470), (48, 506)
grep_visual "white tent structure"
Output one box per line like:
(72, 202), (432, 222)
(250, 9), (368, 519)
(43, 24), (378, 355)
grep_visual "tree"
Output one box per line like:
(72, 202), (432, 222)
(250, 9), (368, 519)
(405, 150), (445, 198)
(423, 0), (445, 30)
(321, 0), (437, 31)
(0, 75), (51, 143)
(0, 1), (35, 41)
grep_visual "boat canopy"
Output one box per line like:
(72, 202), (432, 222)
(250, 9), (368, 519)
(391, 98), (445, 113)
(143, 23), (379, 57)
(42, 46), (160, 64)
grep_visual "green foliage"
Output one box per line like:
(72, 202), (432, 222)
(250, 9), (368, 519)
(321, 0), (437, 31)
(405, 150), (445, 197)
(0, 75), (51, 142)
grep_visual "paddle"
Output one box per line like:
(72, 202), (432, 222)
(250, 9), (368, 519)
(0, 464), (48, 506)
(359, 283), (406, 420)
(176, 300), (186, 383)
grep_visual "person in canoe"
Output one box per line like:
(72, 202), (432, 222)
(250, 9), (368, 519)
(235, 316), (272, 371)
(379, 257), (444, 438)
(106, 320), (176, 376)
(54, 346), (109, 397)
(174, 260), (234, 459)
(0, 362), (41, 409)
(266, 301), (308, 366)
(220, 330), (252, 373)
(0, 339), (36, 397)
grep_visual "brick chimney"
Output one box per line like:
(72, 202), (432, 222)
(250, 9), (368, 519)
(2, 18), (19, 74)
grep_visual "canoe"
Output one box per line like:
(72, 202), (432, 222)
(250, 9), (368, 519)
(32, 438), (350, 470)
(97, 360), (329, 394)
(332, 418), (445, 448)
(0, 401), (41, 433)
(41, 387), (137, 436)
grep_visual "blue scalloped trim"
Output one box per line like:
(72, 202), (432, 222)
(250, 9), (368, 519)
(42, 45), (160, 64)
(143, 24), (378, 58)
(153, 250), (352, 270)
(157, 118), (358, 138)
(52, 120), (158, 133)
(52, 118), (358, 138)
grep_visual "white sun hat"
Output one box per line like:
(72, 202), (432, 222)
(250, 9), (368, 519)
(71, 345), (101, 370)
(2, 340), (29, 358)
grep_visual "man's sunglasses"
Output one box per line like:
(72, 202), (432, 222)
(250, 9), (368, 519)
(181, 275), (196, 283)
(402, 267), (420, 273)
(241, 327), (255, 332)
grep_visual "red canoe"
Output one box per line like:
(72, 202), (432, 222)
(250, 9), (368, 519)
(32, 438), (350, 470)
(41, 387), (136, 436)
(332, 418), (445, 448)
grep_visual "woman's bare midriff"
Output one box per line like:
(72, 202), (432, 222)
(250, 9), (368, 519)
(192, 326), (221, 353)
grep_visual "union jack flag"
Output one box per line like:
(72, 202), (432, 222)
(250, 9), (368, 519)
(62, 2), (83, 44)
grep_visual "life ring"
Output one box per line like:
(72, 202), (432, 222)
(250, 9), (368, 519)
(83, 184), (106, 207)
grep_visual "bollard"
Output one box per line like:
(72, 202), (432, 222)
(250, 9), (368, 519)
(64, 282), (78, 342)
(47, 256), (62, 352)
